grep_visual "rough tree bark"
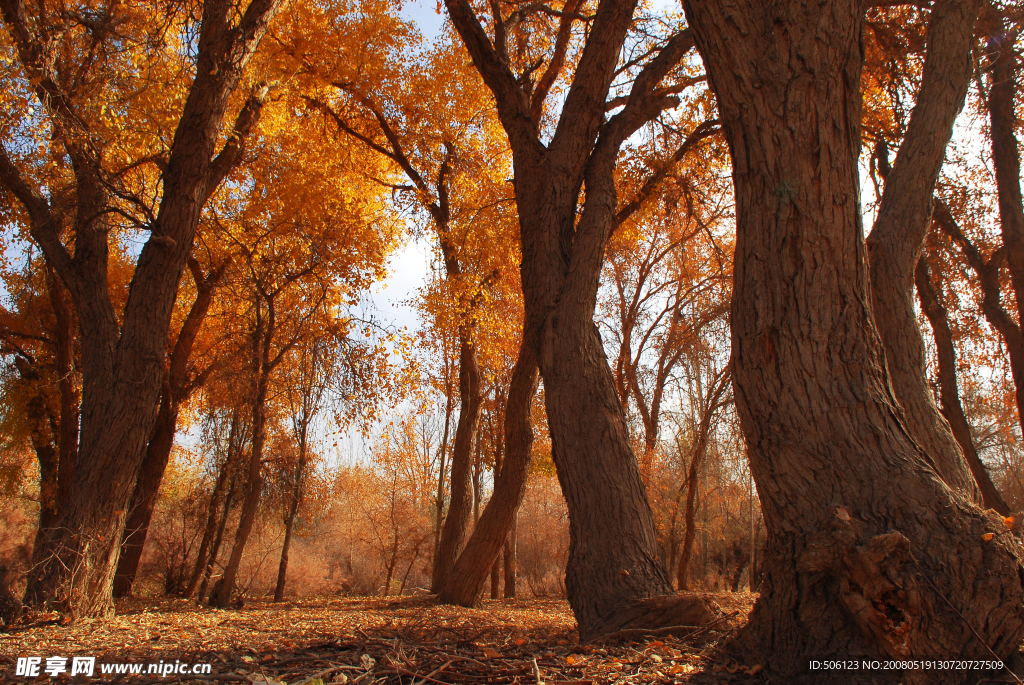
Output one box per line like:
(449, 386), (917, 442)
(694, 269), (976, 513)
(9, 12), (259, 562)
(864, 0), (982, 499)
(915, 255), (1010, 514)
(0, 0), (282, 617)
(113, 260), (228, 598)
(444, 0), (717, 637)
(681, 0), (1024, 677)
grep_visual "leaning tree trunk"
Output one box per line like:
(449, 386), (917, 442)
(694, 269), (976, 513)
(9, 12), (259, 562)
(681, 0), (1024, 678)
(437, 343), (538, 605)
(199, 472), (238, 602)
(916, 256), (1010, 515)
(432, 332), (484, 594)
(113, 389), (179, 598)
(864, 0), (982, 500)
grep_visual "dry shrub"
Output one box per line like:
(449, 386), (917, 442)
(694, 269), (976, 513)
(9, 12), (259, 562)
(517, 474), (569, 598)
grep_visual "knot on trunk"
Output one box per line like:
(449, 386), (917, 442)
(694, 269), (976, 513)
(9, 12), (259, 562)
(797, 506), (921, 657)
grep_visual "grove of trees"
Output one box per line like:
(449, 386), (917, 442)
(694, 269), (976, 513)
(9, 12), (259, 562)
(1, 0), (1023, 682)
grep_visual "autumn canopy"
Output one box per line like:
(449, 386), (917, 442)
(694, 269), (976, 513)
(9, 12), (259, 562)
(1, 0), (1023, 683)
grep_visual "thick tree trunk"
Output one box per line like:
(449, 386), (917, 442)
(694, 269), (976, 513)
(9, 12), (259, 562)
(432, 334), (484, 594)
(113, 260), (225, 599)
(682, 0), (1024, 677)
(864, 0), (982, 500)
(112, 390), (179, 598)
(437, 344), (538, 605)
(916, 256), (1010, 514)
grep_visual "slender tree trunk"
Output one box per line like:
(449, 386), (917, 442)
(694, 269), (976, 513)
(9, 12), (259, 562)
(184, 455), (234, 599)
(383, 532), (400, 597)
(432, 333), (484, 594)
(112, 389), (179, 598)
(864, 0), (982, 499)
(676, 373), (728, 590)
(503, 516), (517, 599)
(47, 266), (79, 515)
(211, 306), (275, 608)
(185, 412), (243, 599)
(916, 256), (1010, 514)
(25, 268), (79, 601)
(489, 551), (501, 599)
(431, 376), (454, 590)
(274, 431), (307, 602)
(985, 20), (1024, 441)
(200, 471), (238, 602)
(682, 0), (1024, 676)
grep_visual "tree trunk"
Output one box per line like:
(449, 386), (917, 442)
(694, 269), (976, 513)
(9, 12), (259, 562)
(112, 260), (226, 599)
(431, 370), (454, 590)
(503, 516), (517, 599)
(916, 256), (1010, 514)
(676, 372), (727, 591)
(112, 389), (179, 598)
(184, 451), (235, 599)
(489, 552), (501, 599)
(985, 20), (1024, 442)
(864, 0), (982, 500)
(200, 471), (238, 602)
(437, 343), (538, 605)
(274, 429), (307, 602)
(211, 306), (275, 608)
(432, 333), (484, 594)
(47, 265), (79, 517)
(681, 0), (1024, 676)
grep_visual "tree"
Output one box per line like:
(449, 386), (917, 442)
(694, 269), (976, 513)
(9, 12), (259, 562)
(297, 23), (519, 595)
(0, 0), (284, 616)
(274, 338), (332, 601)
(681, 0), (1024, 676)
(443, 0), (718, 635)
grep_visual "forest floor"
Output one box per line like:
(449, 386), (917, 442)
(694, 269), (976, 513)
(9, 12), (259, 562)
(0, 593), (761, 684)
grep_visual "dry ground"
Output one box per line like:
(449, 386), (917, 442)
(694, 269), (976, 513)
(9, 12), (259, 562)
(0, 593), (760, 684)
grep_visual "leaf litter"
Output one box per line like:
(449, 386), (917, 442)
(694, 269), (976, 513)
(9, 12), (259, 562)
(0, 593), (759, 684)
